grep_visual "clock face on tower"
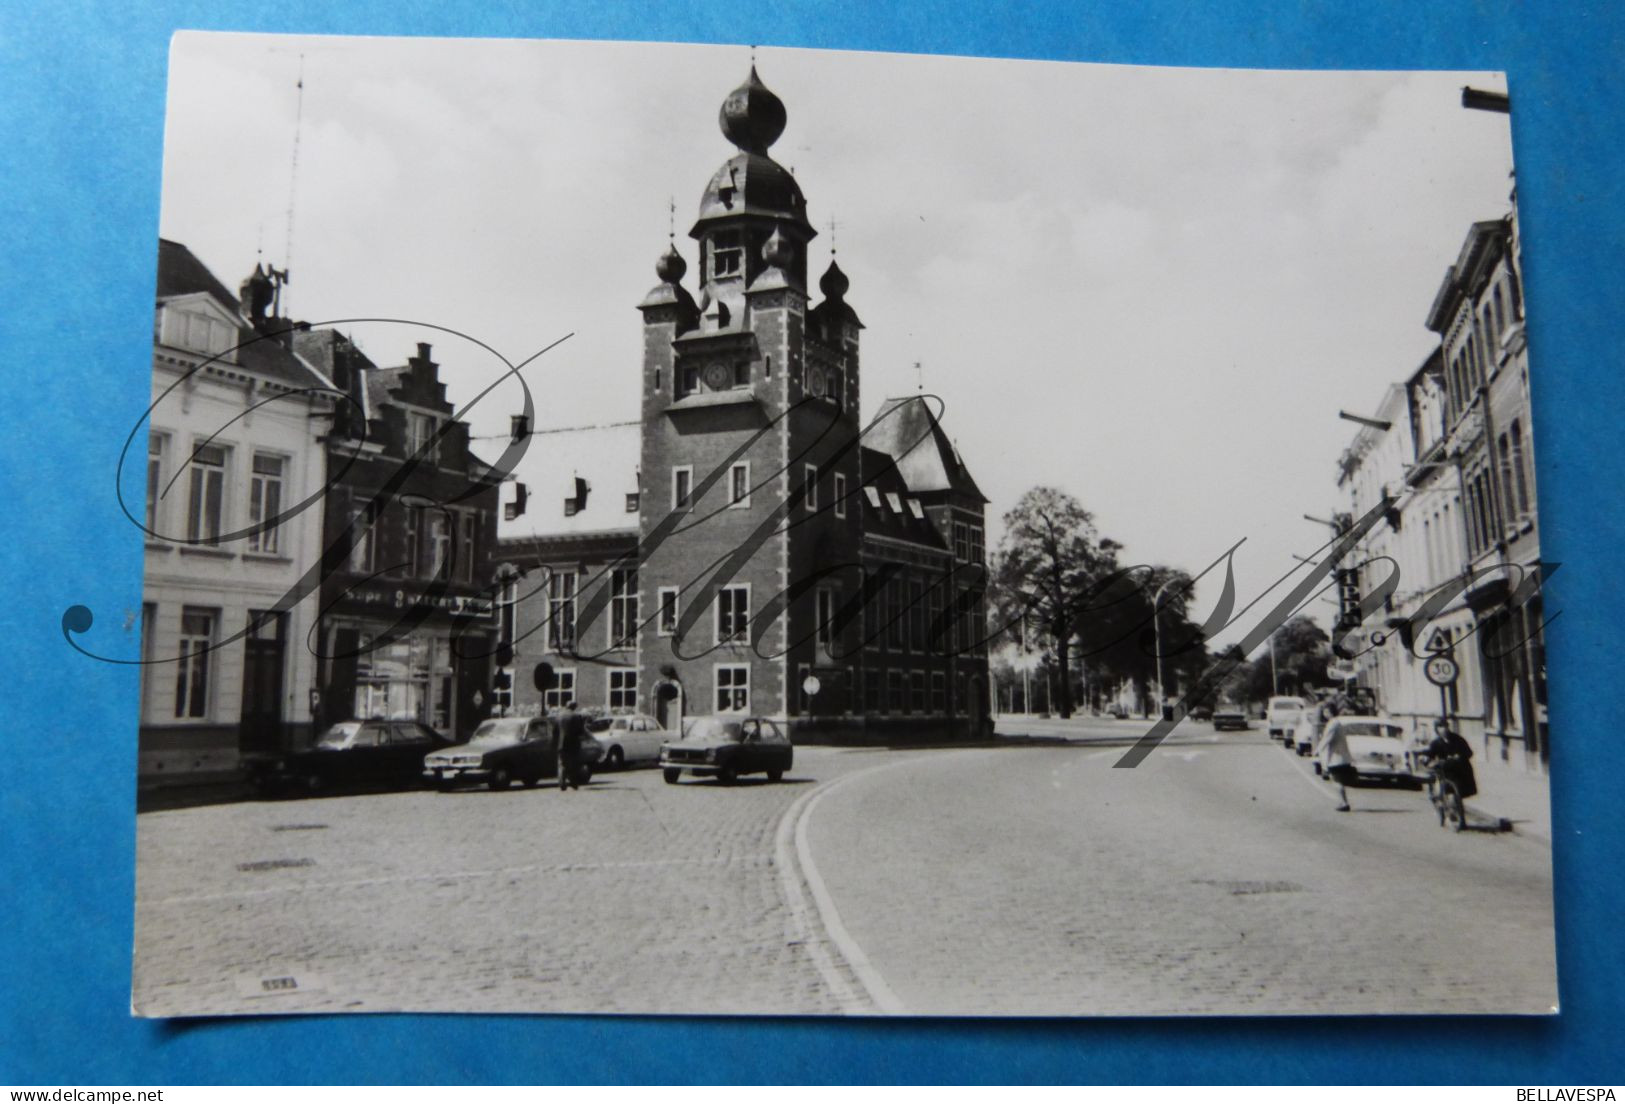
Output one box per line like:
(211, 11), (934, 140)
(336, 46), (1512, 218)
(807, 368), (827, 398)
(703, 362), (731, 391)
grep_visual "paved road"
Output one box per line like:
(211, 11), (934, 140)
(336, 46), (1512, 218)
(133, 726), (1556, 1017)
(808, 727), (1558, 1015)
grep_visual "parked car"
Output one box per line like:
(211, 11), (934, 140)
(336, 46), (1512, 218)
(588, 712), (666, 769)
(660, 716), (793, 784)
(1288, 708), (1320, 755)
(424, 715), (562, 791)
(1211, 703), (1249, 731)
(250, 719), (454, 795)
(1105, 703), (1130, 719)
(1188, 704), (1214, 722)
(1265, 696), (1308, 740)
(1314, 716), (1425, 788)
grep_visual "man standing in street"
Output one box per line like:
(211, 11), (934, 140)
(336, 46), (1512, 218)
(558, 701), (586, 791)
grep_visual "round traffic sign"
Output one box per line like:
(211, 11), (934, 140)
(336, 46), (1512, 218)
(802, 674), (822, 697)
(1424, 654), (1459, 687)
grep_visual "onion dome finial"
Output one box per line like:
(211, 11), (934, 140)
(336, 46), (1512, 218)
(819, 258), (850, 300)
(655, 243), (687, 284)
(719, 66), (787, 154)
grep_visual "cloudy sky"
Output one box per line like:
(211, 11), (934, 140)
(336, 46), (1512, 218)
(159, 34), (1515, 648)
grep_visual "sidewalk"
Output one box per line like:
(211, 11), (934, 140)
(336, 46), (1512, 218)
(1465, 761), (1553, 842)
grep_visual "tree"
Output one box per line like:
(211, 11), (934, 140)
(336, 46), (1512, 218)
(992, 488), (1109, 718)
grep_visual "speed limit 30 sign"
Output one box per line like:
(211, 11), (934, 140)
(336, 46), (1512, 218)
(1424, 653), (1459, 687)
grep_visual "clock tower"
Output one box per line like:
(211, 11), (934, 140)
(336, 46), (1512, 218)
(637, 66), (865, 724)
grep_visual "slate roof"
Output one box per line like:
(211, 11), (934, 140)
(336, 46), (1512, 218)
(498, 422), (642, 542)
(859, 446), (947, 548)
(864, 395), (988, 504)
(155, 239), (332, 393)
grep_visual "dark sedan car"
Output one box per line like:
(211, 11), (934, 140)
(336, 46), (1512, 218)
(423, 716), (602, 791)
(660, 716), (793, 784)
(250, 719), (454, 795)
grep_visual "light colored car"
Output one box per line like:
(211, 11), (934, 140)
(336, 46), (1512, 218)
(1314, 716), (1425, 788)
(1265, 696), (1308, 740)
(588, 712), (666, 769)
(1212, 703), (1249, 731)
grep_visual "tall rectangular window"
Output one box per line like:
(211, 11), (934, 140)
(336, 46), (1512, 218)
(400, 504), (420, 578)
(423, 510), (452, 579)
(1510, 420), (1532, 517)
(459, 512), (478, 584)
(711, 231), (742, 278)
(548, 571), (577, 651)
(968, 525), (984, 564)
(953, 522), (969, 561)
(888, 670), (906, 713)
(931, 672), (947, 714)
(673, 466), (693, 510)
(247, 453), (285, 554)
(174, 608), (216, 719)
(716, 665), (749, 712)
(608, 668), (638, 711)
(347, 499), (377, 574)
(610, 567), (639, 648)
(729, 462), (751, 508)
(910, 671), (926, 713)
(886, 577), (904, 649)
(908, 580), (924, 654)
(816, 588), (835, 649)
(186, 444), (226, 546)
(833, 472), (847, 519)
(803, 464), (818, 510)
(716, 584), (749, 644)
(657, 587), (679, 636)
(146, 434), (167, 533)
(405, 412), (437, 460)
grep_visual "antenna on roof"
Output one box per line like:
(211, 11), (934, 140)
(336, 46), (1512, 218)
(829, 215), (837, 256)
(668, 195), (675, 242)
(914, 360), (924, 393)
(282, 53), (306, 316)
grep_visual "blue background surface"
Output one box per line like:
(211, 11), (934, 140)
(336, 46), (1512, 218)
(2, 1), (1622, 1086)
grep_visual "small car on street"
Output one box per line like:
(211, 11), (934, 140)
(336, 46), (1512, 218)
(1211, 702), (1249, 731)
(1265, 696), (1308, 740)
(251, 719), (454, 796)
(1313, 716), (1425, 788)
(423, 716), (603, 791)
(587, 712), (666, 770)
(659, 716), (793, 784)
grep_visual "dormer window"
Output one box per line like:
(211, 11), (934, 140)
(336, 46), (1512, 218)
(157, 295), (239, 363)
(712, 231), (742, 278)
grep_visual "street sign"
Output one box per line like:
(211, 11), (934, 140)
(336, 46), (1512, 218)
(1424, 653), (1459, 687)
(802, 674), (822, 697)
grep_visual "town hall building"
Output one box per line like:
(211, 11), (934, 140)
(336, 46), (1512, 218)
(497, 67), (991, 742)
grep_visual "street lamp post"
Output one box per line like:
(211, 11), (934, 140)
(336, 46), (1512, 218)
(1152, 577), (1179, 720)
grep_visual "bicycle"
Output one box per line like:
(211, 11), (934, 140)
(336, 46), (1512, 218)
(1418, 753), (1468, 832)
